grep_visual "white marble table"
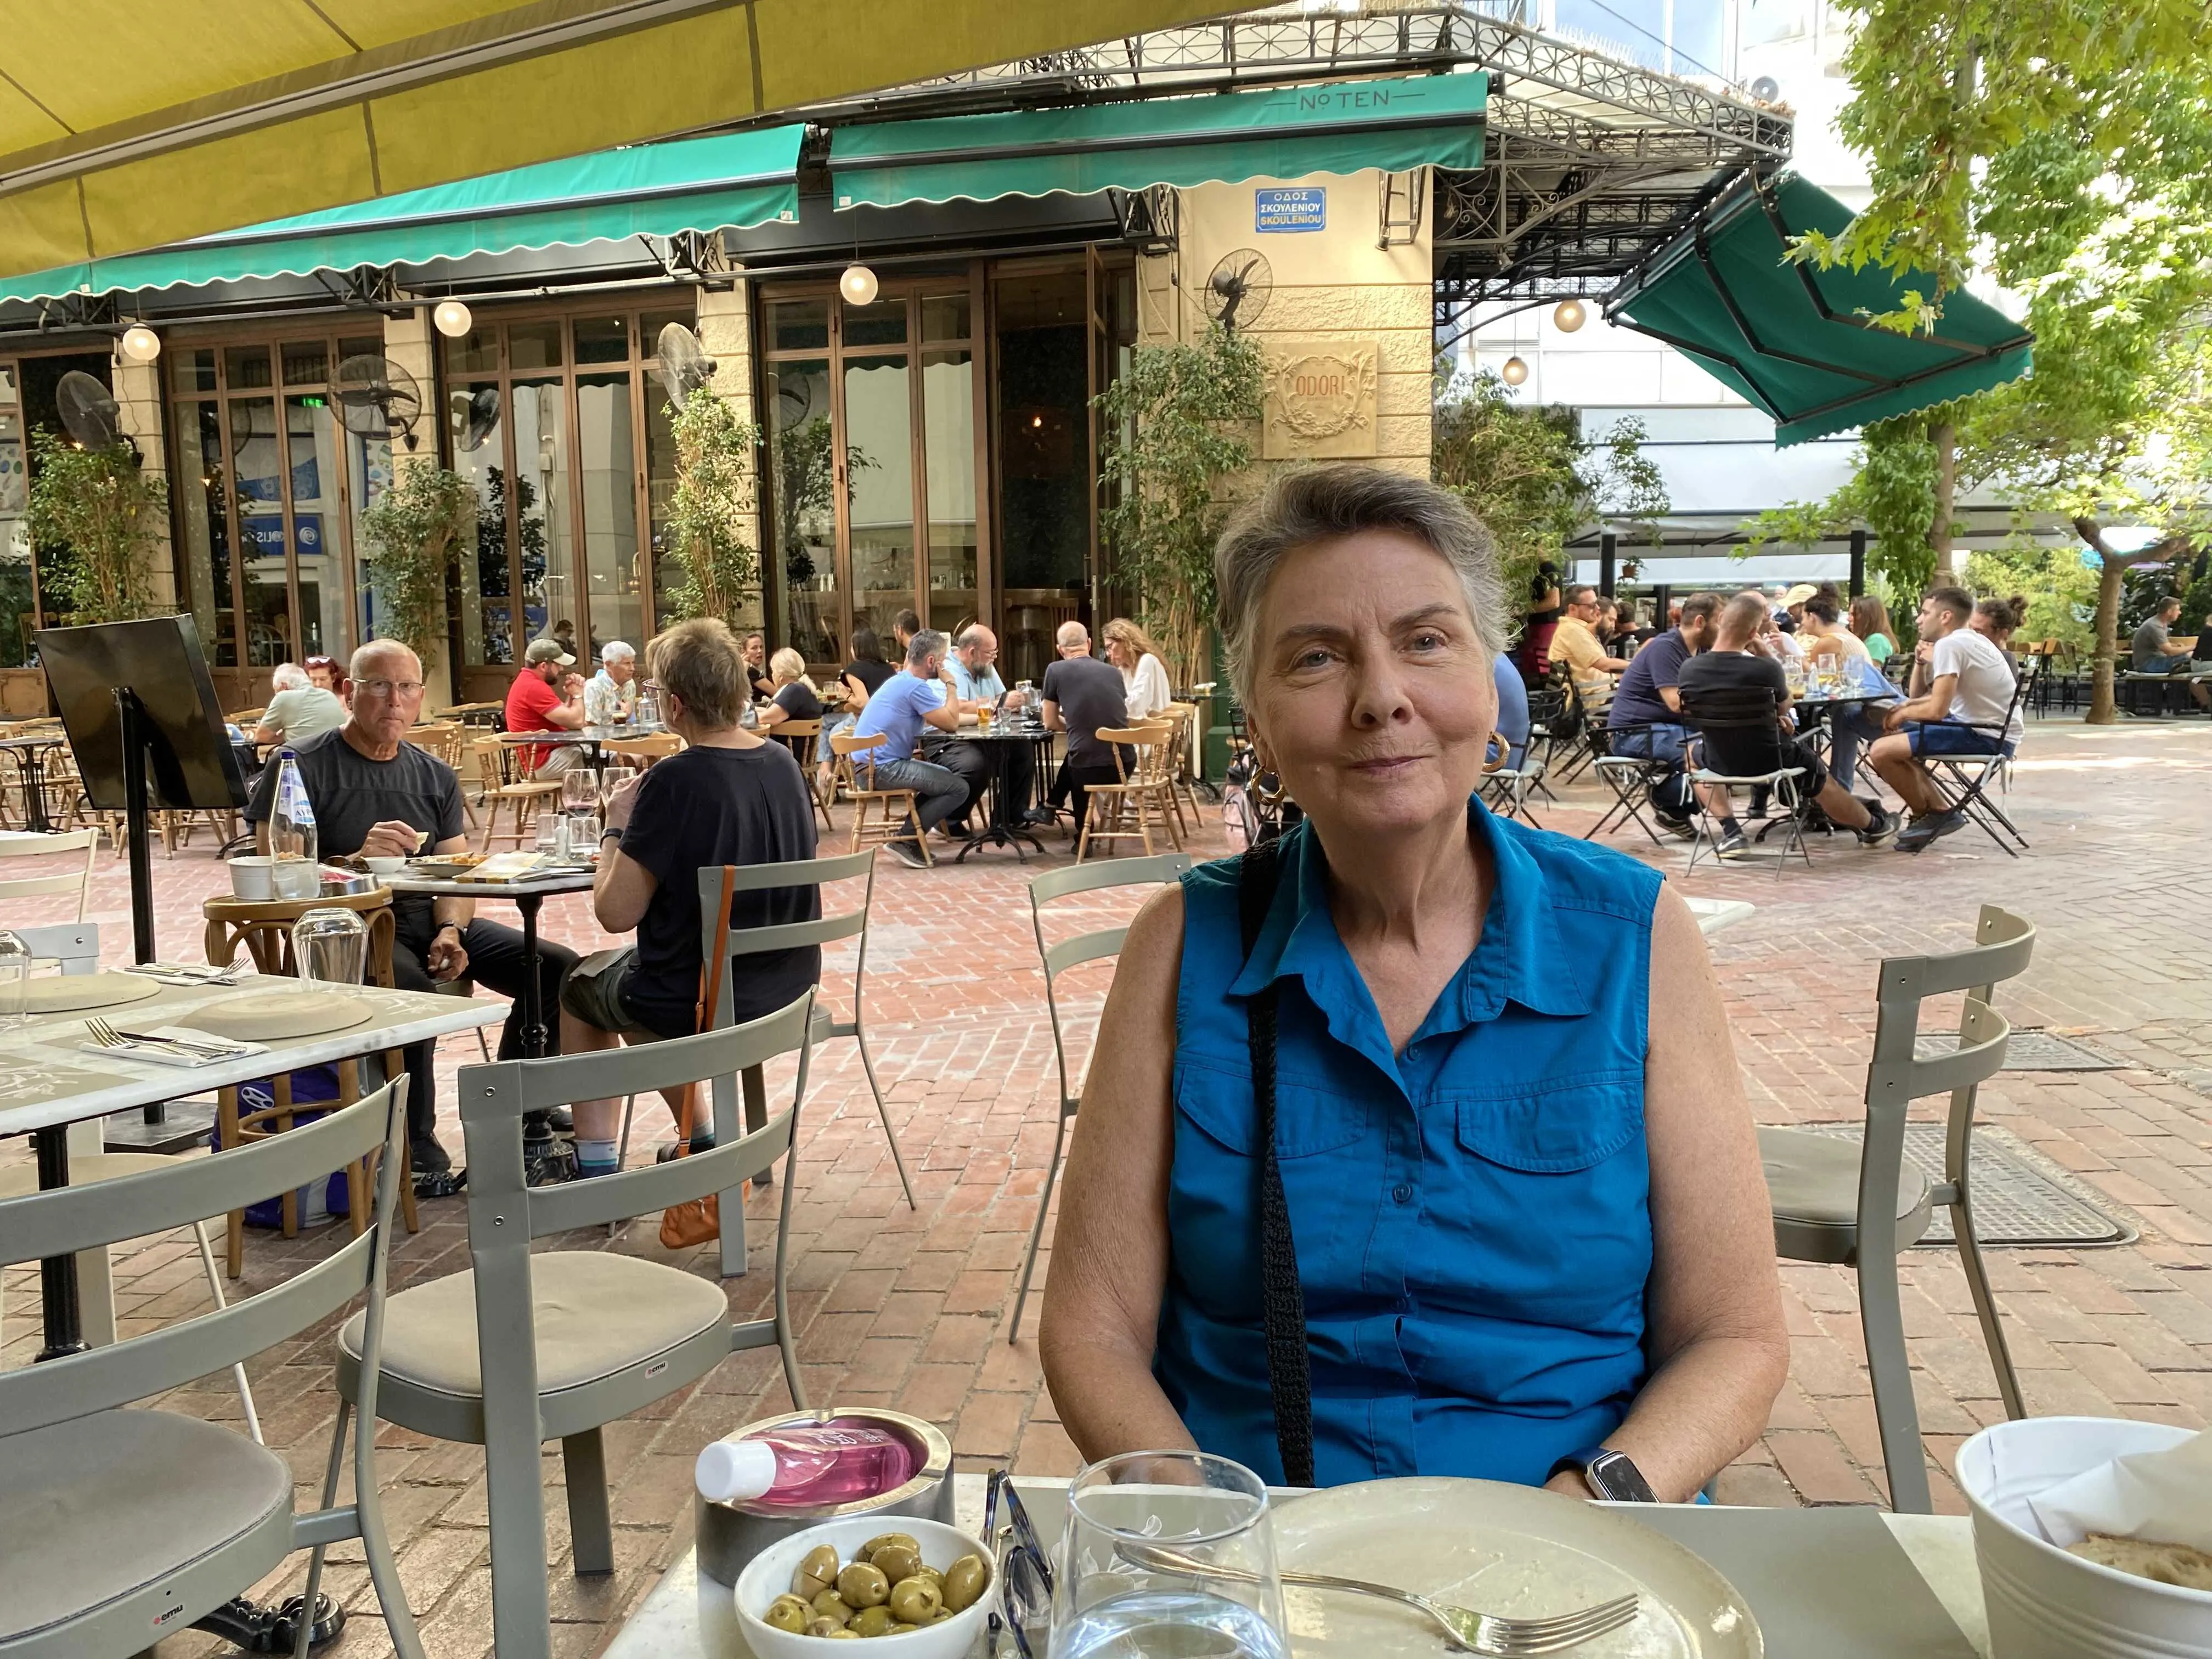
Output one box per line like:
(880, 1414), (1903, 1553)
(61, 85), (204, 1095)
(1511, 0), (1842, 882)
(1683, 895), (1757, 936)
(604, 1477), (1988, 1659)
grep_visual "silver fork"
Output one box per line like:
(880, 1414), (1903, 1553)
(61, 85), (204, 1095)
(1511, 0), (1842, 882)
(1120, 1542), (1639, 1656)
(85, 1018), (235, 1059)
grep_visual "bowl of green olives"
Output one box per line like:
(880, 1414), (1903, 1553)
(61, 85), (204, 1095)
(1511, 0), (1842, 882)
(735, 1515), (996, 1658)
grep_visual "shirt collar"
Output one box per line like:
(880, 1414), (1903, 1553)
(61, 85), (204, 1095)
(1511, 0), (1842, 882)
(1227, 797), (1592, 1025)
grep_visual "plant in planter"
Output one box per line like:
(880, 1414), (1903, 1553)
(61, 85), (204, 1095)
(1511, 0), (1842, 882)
(662, 386), (761, 624)
(358, 465), (471, 659)
(22, 428), (168, 624)
(1094, 325), (1267, 682)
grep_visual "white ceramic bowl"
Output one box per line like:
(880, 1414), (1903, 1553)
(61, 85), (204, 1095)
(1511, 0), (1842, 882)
(362, 856), (408, 874)
(227, 855), (275, 899)
(733, 1514), (995, 1659)
(1957, 1415), (2212, 1659)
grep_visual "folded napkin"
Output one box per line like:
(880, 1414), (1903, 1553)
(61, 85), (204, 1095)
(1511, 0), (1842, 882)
(77, 1025), (268, 1069)
(2028, 1429), (2212, 1551)
(125, 963), (247, 986)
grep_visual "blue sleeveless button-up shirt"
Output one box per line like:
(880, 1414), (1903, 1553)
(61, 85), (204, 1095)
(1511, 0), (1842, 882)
(1155, 798), (1663, 1488)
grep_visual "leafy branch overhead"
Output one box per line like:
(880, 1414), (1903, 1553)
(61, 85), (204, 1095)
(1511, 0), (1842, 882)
(359, 465), (470, 658)
(662, 387), (761, 625)
(22, 430), (167, 625)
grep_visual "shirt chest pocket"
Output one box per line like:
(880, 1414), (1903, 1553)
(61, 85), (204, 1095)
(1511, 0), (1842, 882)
(1449, 1074), (1644, 1173)
(1172, 1052), (1372, 1160)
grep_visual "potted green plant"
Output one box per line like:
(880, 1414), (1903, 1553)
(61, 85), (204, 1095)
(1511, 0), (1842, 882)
(662, 386), (761, 624)
(22, 428), (168, 624)
(358, 465), (471, 659)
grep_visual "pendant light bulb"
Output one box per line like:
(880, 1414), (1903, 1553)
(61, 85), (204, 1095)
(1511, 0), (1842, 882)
(1500, 356), (1530, 386)
(120, 324), (162, 364)
(840, 264), (880, 306)
(1553, 298), (1587, 333)
(433, 299), (473, 338)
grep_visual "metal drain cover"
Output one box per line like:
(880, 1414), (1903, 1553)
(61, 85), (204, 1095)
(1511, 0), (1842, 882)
(1802, 1123), (2136, 1248)
(1915, 1028), (2125, 1071)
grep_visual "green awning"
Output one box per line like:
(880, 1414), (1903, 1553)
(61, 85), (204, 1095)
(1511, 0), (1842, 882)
(0, 125), (806, 306)
(828, 72), (1487, 210)
(1606, 175), (2033, 447)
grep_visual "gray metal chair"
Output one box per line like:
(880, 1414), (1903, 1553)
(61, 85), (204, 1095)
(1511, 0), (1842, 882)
(335, 998), (814, 1659)
(696, 850), (916, 1271)
(0, 1076), (418, 1659)
(1758, 905), (2035, 1513)
(1009, 853), (1193, 1344)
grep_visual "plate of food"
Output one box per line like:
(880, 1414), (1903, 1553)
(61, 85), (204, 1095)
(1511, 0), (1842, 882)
(1269, 1478), (1759, 1658)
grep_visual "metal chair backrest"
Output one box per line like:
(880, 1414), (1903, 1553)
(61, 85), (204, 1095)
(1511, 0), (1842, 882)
(0, 1076), (407, 1440)
(1868, 905), (2035, 1067)
(458, 997), (813, 1243)
(11, 920), (99, 974)
(0, 827), (99, 918)
(1679, 682), (1791, 773)
(696, 850), (876, 1034)
(1029, 854), (1193, 1109)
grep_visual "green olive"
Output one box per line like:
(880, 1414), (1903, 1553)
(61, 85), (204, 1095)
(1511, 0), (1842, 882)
(914, 1565), (945, 1588)
(940, 1553), (989, 1614)
(808, 1616), (854, 1637)
(869, 1544), (922, 1586)
(928, 1607), (953, 1624)
(848, 1606), (898, 1638)
(764, 1594), (811, 1633)
(836, 1562), (890, 1609)
(888, 1623), (921, 1636)
(860, 1532), (921, 1564)
(794, 1544), (843, 1600)
(810, 1590), (854, 1629)
(886, 1578), (941, 1624)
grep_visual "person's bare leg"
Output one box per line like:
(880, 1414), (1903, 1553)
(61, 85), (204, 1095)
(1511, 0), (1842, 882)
(1869, 734), (1937, 815)
(560, 1009), (624, 1144)
(1813, 776), (1871, 830)
(1696, 781), (1735, 821)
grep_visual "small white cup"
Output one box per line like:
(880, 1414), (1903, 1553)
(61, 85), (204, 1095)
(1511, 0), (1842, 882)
(228, 856), (276, 900)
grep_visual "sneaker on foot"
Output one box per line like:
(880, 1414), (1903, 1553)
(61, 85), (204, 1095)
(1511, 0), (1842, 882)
(1714, 829), (1749, 860)
(1893, 811), (1944, 851)
(1855, 800), (1898, 847)
(1654, 810), (1699, 842)
(409, 1137), (452, 1175)
(886, 839), (930, 870)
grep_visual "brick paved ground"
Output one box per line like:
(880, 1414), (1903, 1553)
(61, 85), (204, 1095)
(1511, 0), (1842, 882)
(3, 712), (2209, 1658)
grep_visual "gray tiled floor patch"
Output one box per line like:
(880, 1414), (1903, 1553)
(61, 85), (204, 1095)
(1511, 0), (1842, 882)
(1914, 1028), (2125, 1071)
(1803, 1123), (2137, 1248)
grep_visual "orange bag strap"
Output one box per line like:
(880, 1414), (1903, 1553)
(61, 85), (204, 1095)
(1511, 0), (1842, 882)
(677, 865), (741, 1153)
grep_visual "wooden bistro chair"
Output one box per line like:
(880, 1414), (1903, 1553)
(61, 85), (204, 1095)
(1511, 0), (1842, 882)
(1758, 905), (2035, 1513)
(473, 736), (562, 851)
(202, 887), (417, 1273)
(771, 718), (835, 831)
(1076, 724), (1183, 863)
(0, 1077), (422, 1659)
(1158, 702), (1205, 839)
(1011, 853), (1193, 1342)
(602, 732), (684, 764)
(335, 1001), (812, 1659)
(831, 730), (928, 864)
(0, 825), (98, 919)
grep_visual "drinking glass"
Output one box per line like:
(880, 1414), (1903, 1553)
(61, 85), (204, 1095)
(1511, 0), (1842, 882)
(0, 929), (30, 1028)
(1048, 1451), (1288, 1659)
(534, 811), (564, 857)
(600, 763), (638, 809)
(290, 907), (367, 985)
(562, 769), (599, 816)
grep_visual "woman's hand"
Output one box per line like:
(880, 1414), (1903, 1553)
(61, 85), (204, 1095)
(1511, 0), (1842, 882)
(603, 769), (645, 834)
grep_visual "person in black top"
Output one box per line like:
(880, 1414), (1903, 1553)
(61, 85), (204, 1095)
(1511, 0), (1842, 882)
(1041, 621), (1138, 835)
(1606, 592), (1720, 833)
(741, 631), (775, 702)
(1517, 558), (1562, 682)
(760, 647), (824, 725)
(561, 618), (820, 1173)
(244, 641), (580, 1183)
(838, 627), (896, 703)
(1675, 594), (1895, 857)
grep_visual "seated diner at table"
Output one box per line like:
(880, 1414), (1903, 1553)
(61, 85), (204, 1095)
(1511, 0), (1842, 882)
(1546, 584), (1630, 709)
(941, 623), (1047, 829)
(245, 640), (583, 1186)
(584, 639), (640, 726)
(1867, 585), (2029, 849)
(1848, 595), (1897, 666)
(505, 636), (588, 775)
(1039, 465), (1790, 1500)
(850, 629), (965, 869)
(1041, 620), (1136, 836)
(1104, 616), (1175, 722)
(562, 619), (820, 1174)
(758, 648), (822, 729)
(252, 660), (346, 747)
(2128, 594), (2210, 710)
(1605, 590), (1720, 837)
(1796, 595), (1869, 662)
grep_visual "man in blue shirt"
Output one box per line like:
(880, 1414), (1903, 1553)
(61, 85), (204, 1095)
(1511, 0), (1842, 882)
(1606, 591), (1720, 835)
(850, 629), (965, 868)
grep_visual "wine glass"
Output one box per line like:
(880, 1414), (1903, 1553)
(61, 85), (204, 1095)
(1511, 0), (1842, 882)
(562, 769), (599, 816)
(1048, 1451), (1288, 1659)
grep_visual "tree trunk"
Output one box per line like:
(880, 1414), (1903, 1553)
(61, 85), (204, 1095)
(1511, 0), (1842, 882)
(2089, 549), (2124, 725)
(1930, 421), (1957, 581)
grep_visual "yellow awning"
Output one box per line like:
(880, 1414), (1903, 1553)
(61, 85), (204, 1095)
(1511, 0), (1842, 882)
(0, 0), (1233, 283)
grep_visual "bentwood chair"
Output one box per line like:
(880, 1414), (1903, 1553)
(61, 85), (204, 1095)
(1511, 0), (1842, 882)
(1011, 853), (1193, 1342)
(771, 718), (836, 830)
(1758, 906), (2034, 1513)
(0, 1077), (420, 1659)
(832, 731), (929, 862)
(1075, 724), (1182, 862)
(335, 1004), (812, 1659)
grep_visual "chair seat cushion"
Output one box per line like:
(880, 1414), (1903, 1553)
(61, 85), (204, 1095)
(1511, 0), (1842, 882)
(1760, 1125), (1932, 1231)
(0, 1409), (290, 1641)
(340, 1250), (728, 1401)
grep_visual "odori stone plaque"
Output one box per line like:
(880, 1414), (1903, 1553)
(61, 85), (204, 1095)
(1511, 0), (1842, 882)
(1262, 337), (1380, 459)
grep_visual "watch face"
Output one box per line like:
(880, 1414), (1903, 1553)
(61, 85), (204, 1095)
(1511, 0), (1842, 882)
(1589, 1451), (1657, 1504)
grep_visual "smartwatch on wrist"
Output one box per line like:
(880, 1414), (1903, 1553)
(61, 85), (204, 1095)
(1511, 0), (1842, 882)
(1548, 1447), (1657, 1503)
(433, 922), (461, 943)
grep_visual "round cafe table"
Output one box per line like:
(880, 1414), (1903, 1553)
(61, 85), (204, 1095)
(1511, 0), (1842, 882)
(942, 725), (1047, 861)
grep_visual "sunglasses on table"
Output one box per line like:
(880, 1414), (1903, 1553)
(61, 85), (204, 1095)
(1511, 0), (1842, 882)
(984, 1468), (1054, 1658)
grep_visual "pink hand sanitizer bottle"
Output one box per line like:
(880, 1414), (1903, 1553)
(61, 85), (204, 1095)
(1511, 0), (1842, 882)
(695, 1417), (919, 1509)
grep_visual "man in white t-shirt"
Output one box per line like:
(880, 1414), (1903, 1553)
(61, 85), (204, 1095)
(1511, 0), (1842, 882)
(1869, 585), (2025, 851)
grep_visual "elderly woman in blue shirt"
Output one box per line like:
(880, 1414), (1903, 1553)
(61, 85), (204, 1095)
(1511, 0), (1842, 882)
(1039, 466), (1786, 1502)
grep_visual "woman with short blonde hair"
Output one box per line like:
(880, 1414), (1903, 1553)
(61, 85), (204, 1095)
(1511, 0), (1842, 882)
(1103, 616), (1173, 720)
(760, 645), (824, 730)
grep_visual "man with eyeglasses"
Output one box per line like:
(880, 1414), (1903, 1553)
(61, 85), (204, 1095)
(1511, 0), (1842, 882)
(246, 641), (583, 1187)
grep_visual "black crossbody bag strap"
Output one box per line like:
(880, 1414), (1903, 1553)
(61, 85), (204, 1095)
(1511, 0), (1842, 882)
(1235, 839), (1316, 1487)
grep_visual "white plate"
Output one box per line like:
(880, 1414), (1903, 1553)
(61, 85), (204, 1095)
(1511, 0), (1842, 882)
(182, 991), (372, 1041)
(24, 972), (163, 1013)
(1270, 1479), (1760, 1658)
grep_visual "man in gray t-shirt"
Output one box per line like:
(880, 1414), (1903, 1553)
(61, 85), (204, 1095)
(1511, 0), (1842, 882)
(2131, 597), (2209, 708)
(1042, 621), (1139, 833)
(253, 684), (346, 747)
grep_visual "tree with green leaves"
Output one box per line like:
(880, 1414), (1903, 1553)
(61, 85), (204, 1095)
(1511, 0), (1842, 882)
(1431, 366), (1668, 621)
(661, 387), (761, 627)
(1093, 325), (1267, 681)
(359, 464), (470, 661)
(22, 430), (167, 625)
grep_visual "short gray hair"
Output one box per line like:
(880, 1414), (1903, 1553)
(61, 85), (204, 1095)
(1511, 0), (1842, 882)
(269, 662), (308, 692)
(1214, 465), (1510, 702)
(1056, 620), (1089, 649)
(350, 639), (421, 681)
(600, 640), (636, 663)
(906, 628), (947, 668)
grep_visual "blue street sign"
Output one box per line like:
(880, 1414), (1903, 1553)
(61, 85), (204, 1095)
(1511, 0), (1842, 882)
(1256, 187), (1326, 233)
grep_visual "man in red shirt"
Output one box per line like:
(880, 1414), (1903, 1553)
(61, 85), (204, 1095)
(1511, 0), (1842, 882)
(506, 636), (587, 774)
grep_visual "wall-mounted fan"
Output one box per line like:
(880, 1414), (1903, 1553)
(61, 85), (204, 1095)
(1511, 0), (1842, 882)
(653, 322), (718, 411)
(56, 370), (125, 450)
(773, 371), (815, 429)
(332, 354), (424, 450)
(450, 386), (501, 453)
(1201, 249), (1273, 332)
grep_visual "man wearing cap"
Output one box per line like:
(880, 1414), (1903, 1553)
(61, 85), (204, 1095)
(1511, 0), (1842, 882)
(506, 636), (588, 775)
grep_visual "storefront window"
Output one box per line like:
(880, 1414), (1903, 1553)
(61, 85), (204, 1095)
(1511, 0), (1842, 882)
(577, 371), (641, 653)
(0, 396), (27, 670)
(286, 394), (346, 657)
(766, 358), (838, 661)
(450, 381), (509, 665)
(228, 397), (292, 665)
(922, 350), (976, 636)
(844, 354), (914, 645)
(510, 379), (572, 653)
(175, 401), (236, 666)
(574, 316), (629, 365)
